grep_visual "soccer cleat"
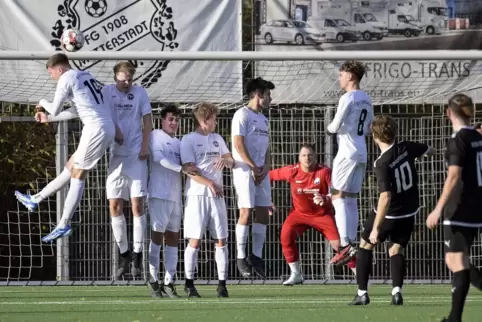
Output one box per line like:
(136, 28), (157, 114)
(147, 276), (163, 298)
(15, 191), (38, 212)
(217, 285), (229, 298)
(330, 244), (357, 266)
(131, 251), (143, 278)
(282, 273), (304, 286)
(162, 283), (180, 298)
(115, 251), (132, 279)
(391, 292), (403, 305)
(249, 254), (266, 279)
(41, 225), (73, 243)
(349, 293), (370, 306)
(237, 258), (252, 278)
(184, 286), (201, 298)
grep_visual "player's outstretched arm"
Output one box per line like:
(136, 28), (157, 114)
(38, 75), (71, 117)
(36, 106), (78, 123)
(268, 165), (293, 182)
(326, 95), (351, 134)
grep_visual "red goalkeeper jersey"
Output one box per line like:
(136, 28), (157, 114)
(269, 163), (333, 216)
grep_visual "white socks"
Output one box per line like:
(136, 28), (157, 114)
(133, 215), (146, 253)
(32, 168), (71, 203)
(184, 245), (199, 280)
(358, 289), (367, 296)
(345, 198), (359, 243)
(252, 223), (267, 258)
(58, 178), (84, 228)
(236, 224), (249, 259)
(215, 245), (229, 281)
(288, 261), (301, 275)
(333, 198), (350, 247)
(392, 286), (401, 295)
(111, 215), (128, 254)
(149, 241), (161, 281)
(164, 245), (178, 285)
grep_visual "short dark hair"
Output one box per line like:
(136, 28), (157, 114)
(300, 143), (315, 153)
(113, 61), (136, 75)
(46, 53), (70, 69)
(245, 77), (275, 97)
(160, 105), (181, 119)
(339, 60), (366, 82)
(448, 93), (474, 120)
(371, 115), (397, 144)
(192, 102), (218, 127)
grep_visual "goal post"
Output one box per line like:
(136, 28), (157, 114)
(1, 51), (482, 285)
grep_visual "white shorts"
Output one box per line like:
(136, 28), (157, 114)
(233, 167), (272, 209)
(148, 198), (182, 233)
(106, 154), (148, 200)
(72, 122), (115, 170)
(183, 196), (228, 240)
(331, 156), (366, 194)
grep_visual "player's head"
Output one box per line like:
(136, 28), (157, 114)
(299, 143), (317, 169)
(371, 115), (397, 146)
(246, 77), (275, 110)
(46, 53), (71, 80)
(160, 105), (181, 136)
(338, 60), (365, 90)
(113, 61), (136, 92)
(193, 102), (218, 134)
(447, 93), (474, 125)
(475, 123), (482, 134)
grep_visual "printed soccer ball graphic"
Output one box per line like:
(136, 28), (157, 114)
(61, 28), (85, 52)
(85, 0), (107, 18)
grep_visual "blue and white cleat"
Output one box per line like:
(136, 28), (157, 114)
(42, 225), (73, 243)
(14, 191), (38, 212)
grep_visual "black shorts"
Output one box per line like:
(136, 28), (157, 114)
(361, 211), (415, 248)
(443, 225), (480, 253)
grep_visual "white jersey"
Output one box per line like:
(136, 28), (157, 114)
(102, 84), (152, 156)
(39, 69), (112, 125)
(180, 132), (230, 197)
(231, 107), (270, 168)
(327, 90), (374, 162)
(148, 129), (182, 203)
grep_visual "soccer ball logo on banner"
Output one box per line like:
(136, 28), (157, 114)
(49, 0), (179, 88)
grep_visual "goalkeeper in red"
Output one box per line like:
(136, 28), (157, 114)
(270, 144), (356, 285)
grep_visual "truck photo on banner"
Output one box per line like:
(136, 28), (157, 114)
(254, 0), (482, 105)
(0, 0), (243, 103)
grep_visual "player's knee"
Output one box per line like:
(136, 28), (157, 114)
(71, 168), (87, 179)
(214, 239), (227, 247)
(165, 230), (179, 246)
(445, 252), (469, 272)
(131, 197), (144, 216)
(188, 239), (201, 249)
(109, 199), (123, 216)
(238, 208), (251, 224)
(151, 231), (164, 245)
(388, 243), (404, 257)
(359, 238), (373, 250)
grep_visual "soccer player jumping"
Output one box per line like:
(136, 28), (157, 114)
(269, 144), (356, 285)
(327, 60), (374, 265)
(426, 94), (482, 322)
(15, 53), (115, 242)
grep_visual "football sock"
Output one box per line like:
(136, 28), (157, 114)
(32, 167), (71, 203)
(164, 246), (178, 285)
(252, 223), (266, 258)
(149, 241), (161, 281)
(390, 254), (406, 292)
(133, 215), (146, 253)
(345, 197), (359, 243)
(357, 248), (373, 293)
(215, 245), (229, 281)
(236, 224), (249, 259)
(448, 269), (470, 322)
(111, 214), (128, 254)
(58, 178), (84, 228)
(288, 261), (301, 274)
(333, 198), (350, 247)
(184, 245), (199, 280)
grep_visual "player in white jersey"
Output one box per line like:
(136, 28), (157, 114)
(327, 60), (374, 265)
(15, 53), (115, 242)
(180, 103), (234, 298)
(102, 61), (153, 279)
(146, 105), (199, 298)
(231, 77), (274, 279)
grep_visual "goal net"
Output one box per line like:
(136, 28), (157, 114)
(1, 52), (482, 284)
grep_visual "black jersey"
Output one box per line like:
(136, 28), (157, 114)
(373, 141), (429, 219)
(443, 127), (482, 226)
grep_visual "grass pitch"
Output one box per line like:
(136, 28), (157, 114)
(1, 284), (481, 322)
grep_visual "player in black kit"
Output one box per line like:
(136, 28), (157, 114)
(426, 94), (482, 322)
(350, 115), (434, 306)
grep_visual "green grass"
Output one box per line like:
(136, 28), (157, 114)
(1, 284), (481, 322)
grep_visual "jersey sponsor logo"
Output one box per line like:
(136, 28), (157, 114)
(127, 93), (135, 100)
(49, 0), (179, 88)
(213, 141), (219, 148)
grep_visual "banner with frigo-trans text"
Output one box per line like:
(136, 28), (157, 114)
(0, 0), (242, 104)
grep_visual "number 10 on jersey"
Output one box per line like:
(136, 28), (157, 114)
(395, 161), (413, 193)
